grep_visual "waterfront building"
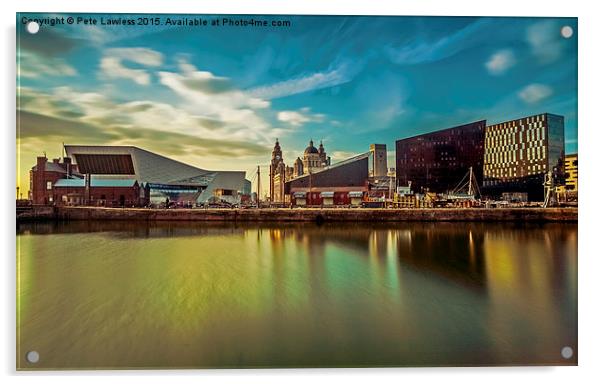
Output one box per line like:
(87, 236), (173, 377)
(303, 139), (331, 174)
(483, 113), (565, 200)
(395, 120), (486, 193)
(293, 157), (303, 178)
(367, 147), (395, 199)
(268, 139), (285, 203)
(369, 144), (388, 177)
(29, 156), (80, 205)
(285, 153), (369, 206)
(63, 145), (249, 205)
(556, 153), (578, 193)
(268, 138), (331, 203)
(52, 177), (148, 207)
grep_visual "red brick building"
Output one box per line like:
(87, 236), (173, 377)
(28, 156), (148, 207)
(53, 178), (148, 207)
(29, 156), (79, 205)
(285, 153), (370, 207)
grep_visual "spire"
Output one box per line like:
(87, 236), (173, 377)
(309, 138), (313, 147)
(271, 138), (282, 163)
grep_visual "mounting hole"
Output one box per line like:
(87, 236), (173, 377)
(560, 26), (573, 39)
(561, 346), (573, 359)
(26, 21), (40, 34)
(26, 350), (40, 363)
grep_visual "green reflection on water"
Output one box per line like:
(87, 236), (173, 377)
(17, 221), (577, 369)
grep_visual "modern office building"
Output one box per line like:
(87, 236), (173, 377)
(369, 144), (388, 177)
(556, 153), (578, 193)
(63, 145), (249, 205)
(285, 153), (369, 206)
(395, 120), (486, 193)
(482, 113), (565, 200)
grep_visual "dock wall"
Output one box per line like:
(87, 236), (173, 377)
(44, 206), (578, 223)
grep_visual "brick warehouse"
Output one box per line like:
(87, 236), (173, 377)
(52, 178), (149, 207)
(29, 156), (79, 205)
(28, 156), (148, 207)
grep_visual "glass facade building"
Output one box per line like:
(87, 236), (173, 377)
(395, 121), (486, 193)
(483, 113), (565, 200)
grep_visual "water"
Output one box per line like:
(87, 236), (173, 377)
(16, 221), (577, 369)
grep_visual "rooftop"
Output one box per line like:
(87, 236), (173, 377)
(54, 177), (138, 188)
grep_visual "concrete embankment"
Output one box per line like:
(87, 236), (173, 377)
(16, 205), (55, 222)
(29, 206), (580, 223)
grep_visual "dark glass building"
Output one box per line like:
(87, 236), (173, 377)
(482, 113), (565, 200)
(395, 120), (486, 193)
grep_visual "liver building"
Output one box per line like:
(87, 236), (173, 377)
(269, 139), (331, 203)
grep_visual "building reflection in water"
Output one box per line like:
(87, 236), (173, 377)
(17, 221), (576, 368)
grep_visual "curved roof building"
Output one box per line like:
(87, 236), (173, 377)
(64, 145), (248, 204)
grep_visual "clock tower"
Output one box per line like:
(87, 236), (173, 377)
(269, 139), (284, 202)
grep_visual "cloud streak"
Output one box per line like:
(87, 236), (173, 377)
(385, 19), (489, 65)
(18, 50), (77, 78)
(100, 47), (163, 85)
(248, 60), (362, 99)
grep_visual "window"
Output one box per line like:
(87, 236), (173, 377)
(46, 181), (52, 190)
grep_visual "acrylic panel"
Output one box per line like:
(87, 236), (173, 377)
(16, 13), (578, 369)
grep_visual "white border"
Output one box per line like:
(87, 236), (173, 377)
(3, 1), (601, 383)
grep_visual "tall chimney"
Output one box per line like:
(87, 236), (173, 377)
(36, 156), (47, 171)
(64, 157), (72, 177)
(34, 156), (47, 204)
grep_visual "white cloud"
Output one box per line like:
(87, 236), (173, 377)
(157, 60), (280, 143)
(100, 47), (163, 85)
(20, 56), (303, 150)
(485, 49), (516, 75)
(330, 151), (360, 163)
(518, 83), (553, 104)
(18, 51), (77, 78)
(277, 107), (325, 127)
(526, 20), (564, 63)
(248, 60), (360, 99)
(18, 83), (255, 144)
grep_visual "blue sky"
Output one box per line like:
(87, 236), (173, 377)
(17, 14), (577, 195)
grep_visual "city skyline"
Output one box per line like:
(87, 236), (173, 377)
(17, 14), (577, 197)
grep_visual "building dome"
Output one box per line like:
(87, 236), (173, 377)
(304, 139), (319, 154)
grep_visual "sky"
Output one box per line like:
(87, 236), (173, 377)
(16, 14), (577, 197)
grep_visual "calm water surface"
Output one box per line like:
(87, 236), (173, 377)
(17, 221), (577, 368)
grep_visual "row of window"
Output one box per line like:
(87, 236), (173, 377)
(485, 143), (547, 164)
(485, 162), (547, 177)
(485, 141), (546, 157)
(488, 115), (545, 131)
(486, 126), (546, 146)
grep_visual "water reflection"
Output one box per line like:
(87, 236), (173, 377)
(17, 221), (577, 368)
